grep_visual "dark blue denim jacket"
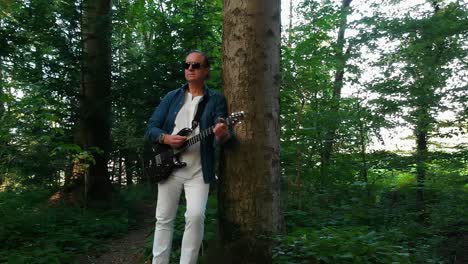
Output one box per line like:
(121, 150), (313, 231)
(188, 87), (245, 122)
(145, 84), (237, 183)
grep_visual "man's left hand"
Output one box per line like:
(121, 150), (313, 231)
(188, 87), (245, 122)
(213, 118), (230, 142)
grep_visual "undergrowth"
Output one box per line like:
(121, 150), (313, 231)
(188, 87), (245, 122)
(0, 184), (154, 264)
(272, 179), (467, 264)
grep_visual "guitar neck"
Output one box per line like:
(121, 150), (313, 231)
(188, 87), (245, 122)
(174, 126), (214, 154)
(172, 114), (242, 154)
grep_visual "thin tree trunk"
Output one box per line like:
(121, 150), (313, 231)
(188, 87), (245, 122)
(287, 0), (294, 47)
(0, 66), (4, 120)
(356, 101), (368, 184)
(0, 88), (5, 168)
(124, 152), (133, 186)
(320, 0), (352, 182)
(0, 65), (4, 186)
(415, 108), (429, 204)
(110, 155), (116, 183)
(416, 131), (427, 202)
(80, 0), (112, 203)
(293, 98), (306, 208)
(217, 0), (283, 262)
(359, 131), (368, 184)
(118, 151), (123, 186)
(64, 161), (73, 188)
(414, 1), (442, 213)
(356, 101), (371, 204)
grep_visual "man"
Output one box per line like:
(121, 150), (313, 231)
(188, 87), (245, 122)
(145, 50), (237, 264)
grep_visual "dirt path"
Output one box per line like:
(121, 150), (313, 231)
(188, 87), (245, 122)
(74, 203), (155, 264)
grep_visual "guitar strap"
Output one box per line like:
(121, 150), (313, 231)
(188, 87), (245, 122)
(191, 97), (208, 130)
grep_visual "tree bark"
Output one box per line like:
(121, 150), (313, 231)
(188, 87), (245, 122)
(218, 0), (283, 262)
(80, 0), (112, 203)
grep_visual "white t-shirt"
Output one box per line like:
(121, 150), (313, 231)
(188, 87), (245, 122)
(171, 91), (203, 179)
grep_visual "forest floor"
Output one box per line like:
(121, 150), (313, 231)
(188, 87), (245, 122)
(74, 202), (155, 264)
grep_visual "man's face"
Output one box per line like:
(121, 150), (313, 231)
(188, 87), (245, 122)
(184, 52), (209, 83)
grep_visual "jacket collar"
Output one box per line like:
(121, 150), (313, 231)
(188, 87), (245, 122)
(179, 83), (212, 99)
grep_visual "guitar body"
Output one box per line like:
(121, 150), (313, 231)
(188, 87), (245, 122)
(146, 128), (192, 182)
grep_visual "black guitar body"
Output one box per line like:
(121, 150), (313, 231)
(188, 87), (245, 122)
(146, 128), (192, 182)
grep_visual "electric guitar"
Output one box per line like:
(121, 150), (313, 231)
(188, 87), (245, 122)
(146, 111), (245, 182)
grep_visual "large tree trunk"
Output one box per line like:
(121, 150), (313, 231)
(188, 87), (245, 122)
(217, 0), (283, 262)
(320, 0), (352, 182)
(80, 0), (112, 203)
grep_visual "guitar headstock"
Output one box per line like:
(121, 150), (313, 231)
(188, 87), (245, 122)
(226, 111), (245, 127)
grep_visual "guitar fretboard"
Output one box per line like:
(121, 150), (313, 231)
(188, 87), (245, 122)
(171, 113), (242, 155)
(178, 127), (214, 153)
(174, 125), (217, 154)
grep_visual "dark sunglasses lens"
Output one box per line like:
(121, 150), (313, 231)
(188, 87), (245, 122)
(184, 63), (202, 69)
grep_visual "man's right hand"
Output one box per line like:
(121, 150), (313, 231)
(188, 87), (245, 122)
(163, 134), (187, 148)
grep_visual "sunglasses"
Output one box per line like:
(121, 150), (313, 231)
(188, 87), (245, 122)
(184, 62), (205, 69)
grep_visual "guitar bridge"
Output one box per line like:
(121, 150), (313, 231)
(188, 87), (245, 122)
(155, 154), (162, 166)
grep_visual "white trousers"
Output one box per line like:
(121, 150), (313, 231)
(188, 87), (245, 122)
(152, 174), (210, 264)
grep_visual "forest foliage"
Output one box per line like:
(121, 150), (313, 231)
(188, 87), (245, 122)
(0, 0), (467, 263)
